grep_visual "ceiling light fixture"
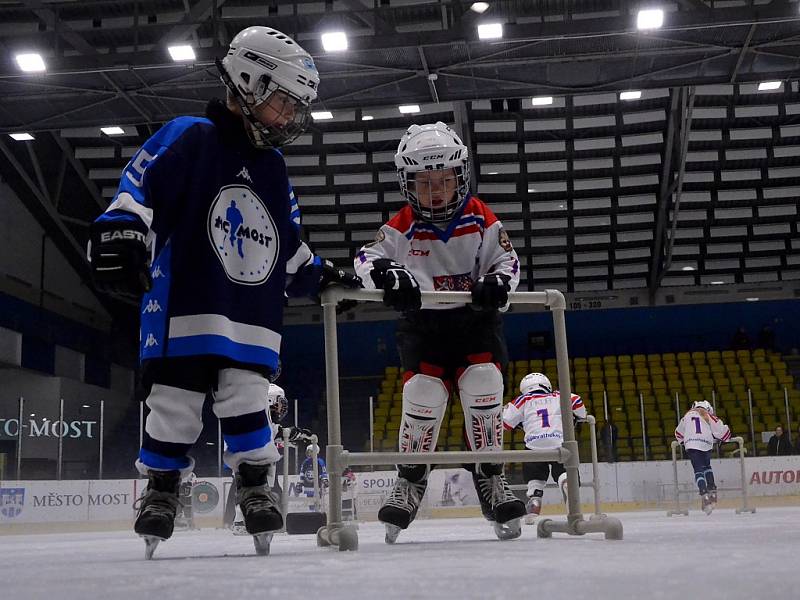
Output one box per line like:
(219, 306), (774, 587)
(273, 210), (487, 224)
(101, 126), (125, 135)
(361, 115), (374, 121)
(757, 81), (782, 91)
(321, 31), (348, 52)
(311, 111), (334, 120)
(477, 23), (503, 40)
(15, 53), (46, 72)
(398, 104), (420, 114)
(167, 45), (195, 61)
(636, 9), (664, 30)
(470, 2), (490, 13)
(620, 90), (642, 101)
(9, 132), (34, 141)
(531, 96), (554, 106)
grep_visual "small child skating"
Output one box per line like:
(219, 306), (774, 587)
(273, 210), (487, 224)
(675, 400), (731, 514)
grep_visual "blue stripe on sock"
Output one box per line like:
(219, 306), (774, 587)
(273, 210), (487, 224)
(139, 447), (191, 471)
(224, 424), (272, 453)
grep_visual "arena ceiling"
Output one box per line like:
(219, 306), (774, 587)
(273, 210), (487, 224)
(0, 0), (799, 318)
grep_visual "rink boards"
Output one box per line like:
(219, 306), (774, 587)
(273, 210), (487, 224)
(2, 455), (799, 529)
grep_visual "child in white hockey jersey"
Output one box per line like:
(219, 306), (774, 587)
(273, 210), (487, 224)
(354, 121), (526, 543)
(502, 372), (587, 524)
(675, 400), (731, 514)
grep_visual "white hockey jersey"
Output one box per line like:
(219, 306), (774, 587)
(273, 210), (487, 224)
(675, 410), (731, 451)
(502, 391), (587, 450)
(354, 196), (520, 310)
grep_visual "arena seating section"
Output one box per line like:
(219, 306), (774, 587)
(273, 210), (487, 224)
(372, 349), (800, 466)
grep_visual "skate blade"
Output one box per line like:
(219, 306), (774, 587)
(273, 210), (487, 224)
(253, 533), (274, 556)
(140, 535), (164, 560)
(524, 514), (537, 526)
(231, 522), (249, 536)
(384, 524), (402, 545)
(494, 519), (522, 541)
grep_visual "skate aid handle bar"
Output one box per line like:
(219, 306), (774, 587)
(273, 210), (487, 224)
(320, 288), (566, 309)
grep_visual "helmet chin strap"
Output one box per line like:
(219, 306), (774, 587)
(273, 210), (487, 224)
(216, 58), (274, 149)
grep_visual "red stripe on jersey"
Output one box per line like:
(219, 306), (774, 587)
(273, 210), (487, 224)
(512, 394), (528, 408)
(450, 223), (481, 238)
(675, 431), (684, 439)
(412, 231), (438, 241)
(503, 422), (514, 431)
(386, 206), (415, 235)
(710, 414), (719, 423)
(464, 196), (499, 227)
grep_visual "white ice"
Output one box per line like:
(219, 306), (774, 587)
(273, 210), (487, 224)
(2, 508), (797, 600)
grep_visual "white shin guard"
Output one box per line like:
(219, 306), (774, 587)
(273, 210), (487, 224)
(557, 472), (569, 504)
(398, 374), (448, 456)
(527, 479), (546, 499)
(458, 363), (504, 466)
(213, 368), (280, 470)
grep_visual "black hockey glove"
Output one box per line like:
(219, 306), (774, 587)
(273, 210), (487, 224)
(320, 259), (362, 290)
(319, 259), (363, 315)
(470, 273), (511, 311)
(370, 259), (421, 312)
(288, 427), (313, 443)
(89, 219), (152, 302)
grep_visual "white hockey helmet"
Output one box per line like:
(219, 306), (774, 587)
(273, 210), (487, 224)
(520, 372), (553, 395)
(394, 121), (470, 223)
(219, 26), (319, 148)
(267, 383), (288, 422)
(692, 400), (714, 414)
(306, 443), (320, 458)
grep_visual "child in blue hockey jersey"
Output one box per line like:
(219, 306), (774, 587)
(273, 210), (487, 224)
(88, 26), (360, 557)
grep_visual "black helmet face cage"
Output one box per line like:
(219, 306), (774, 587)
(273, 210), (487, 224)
(400, 162), (470, 224)
(217, 59), (312, 149)
(269, 394), (288, 422)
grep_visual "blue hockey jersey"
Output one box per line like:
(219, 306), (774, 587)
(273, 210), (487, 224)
(95, 100), (324, 373)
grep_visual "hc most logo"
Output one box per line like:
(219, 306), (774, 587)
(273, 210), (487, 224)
(208, 185), (279, 285)
(0, 487), (25, 518)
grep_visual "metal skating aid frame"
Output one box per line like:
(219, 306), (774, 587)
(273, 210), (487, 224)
(667, 437), (755, 516)
(509, 415), (604, 519)
(318, 288), (623, 550)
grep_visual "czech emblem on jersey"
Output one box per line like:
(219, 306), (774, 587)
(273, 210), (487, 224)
(498, 227), (513, 252)
(191, 481), (220, 514)
(0, 487), (25, 519)
(208, 185), (279, 285)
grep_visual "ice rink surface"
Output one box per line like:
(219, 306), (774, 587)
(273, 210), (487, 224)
(2, 507), (797, 600)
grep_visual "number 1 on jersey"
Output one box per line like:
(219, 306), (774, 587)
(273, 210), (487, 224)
(691, 416), (702, 434)
(537, 408), (550, 428)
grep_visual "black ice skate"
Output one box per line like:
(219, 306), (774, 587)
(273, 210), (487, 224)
(134, 469), (181, 559)
(378, 477), (427, 544)
(236, 462), (283, 555)
(473, 468), (525, 541)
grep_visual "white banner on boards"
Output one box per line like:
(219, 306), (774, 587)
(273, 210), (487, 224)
(2, 456), (799, 525)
